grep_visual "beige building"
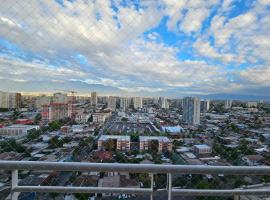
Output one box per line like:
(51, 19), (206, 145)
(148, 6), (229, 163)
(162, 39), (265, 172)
(91, 92), (98, 106)
(139, 136), (172, 152)
(0, 91), (21, 109)
(98, 135), (130, 151)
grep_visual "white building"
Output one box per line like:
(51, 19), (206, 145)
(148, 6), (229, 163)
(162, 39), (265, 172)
(120, 97), (130, 111)
(107, 96), (117, 111)
(159, 97), (169, 109)
(200, 99), (210, 113)
(193, 144), (212, 155)
(133, 97), (143, 109)
(183, 97), (200, 125)
(224, 100), (232, 109)
(0, 125), (40, 139)
(247, 101), (258, 108)
(0, 91), (21, 109)
(92, 112), (111, 123)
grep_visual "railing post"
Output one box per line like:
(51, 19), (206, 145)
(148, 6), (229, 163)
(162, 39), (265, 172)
(167, 173), (172, 200)
(234, 195), (240, 200)
(150, 173), (154, 200)
(11, 170), (19, 200)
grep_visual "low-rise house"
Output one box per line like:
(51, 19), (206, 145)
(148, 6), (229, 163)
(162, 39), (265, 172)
(243, 155), (264, 166)
(0, 125), (40, 139)
(193, 144), (212, 155)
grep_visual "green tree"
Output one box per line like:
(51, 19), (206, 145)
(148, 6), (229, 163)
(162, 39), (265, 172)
(104, 138), (116, 151)
(34, 113), (42, 124)
(48, 136), (63, 148)
(48, 121), (61, 131)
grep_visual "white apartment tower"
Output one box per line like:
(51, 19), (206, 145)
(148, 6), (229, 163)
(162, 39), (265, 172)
(107, 96), (117, 111)
(224, 100), (232, 109)
(133, 97), (143, 109)
(183, 97), (201, 125)
(159, 97), (169, 109)
(120, 97), (130, 111)
(200, 99), (210, 113)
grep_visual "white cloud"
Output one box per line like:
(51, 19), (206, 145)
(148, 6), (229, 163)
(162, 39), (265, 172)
(0, 0), (269, 96)
(162, 0), (220, 33)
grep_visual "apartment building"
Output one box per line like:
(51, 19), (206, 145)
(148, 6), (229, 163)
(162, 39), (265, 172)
(42, 103), (72, 122)
(98, 135), (130, 151)
(139, 136), (172, 152)
(92, 112), (111, 123)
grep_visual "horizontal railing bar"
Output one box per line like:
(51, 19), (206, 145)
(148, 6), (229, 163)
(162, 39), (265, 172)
(171, 189), (270, 196)
(1, 161), (270, 175)
(14, 186), (152, 194)
(13, 186), (270, 196)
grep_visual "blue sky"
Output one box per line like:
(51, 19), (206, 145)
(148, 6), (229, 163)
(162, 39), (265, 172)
(0, 0), (270, 97)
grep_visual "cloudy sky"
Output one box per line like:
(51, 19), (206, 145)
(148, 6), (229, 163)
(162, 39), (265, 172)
(0, 0), (270, 97)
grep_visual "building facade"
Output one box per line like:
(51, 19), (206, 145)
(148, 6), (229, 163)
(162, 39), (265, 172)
(91, 92), (98, 106)
(133, 97), (143, 109)
(183, 97), (201, 125)
(107, 96), (117, 111)
(224, 100), (232, 109)
(42, 103), (71, 122)
(139, 136), (172, 152)
(200, 99), (210, 113)
(98, 135), (130, 151)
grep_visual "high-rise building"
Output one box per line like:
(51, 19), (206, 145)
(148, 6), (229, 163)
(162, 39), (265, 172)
(107, 96), (117, 111)
(91, 92), (98, 106)
(0, 91), (9, 108)
(159, 97), (169, 109)
(35, 95), (51, 109)
(183, 97), (200, 125)
(42, 103), (72, 122)
(52, 93), (68, 103)
(133, 97), (143, 109)
(0, 91), (21, 109)
(200, 99), (210, 113)
(120, 97), (130, 111)
(224, 100), (232, 109)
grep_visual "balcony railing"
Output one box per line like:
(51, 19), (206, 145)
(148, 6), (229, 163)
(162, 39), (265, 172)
(1, 161), (270, 200)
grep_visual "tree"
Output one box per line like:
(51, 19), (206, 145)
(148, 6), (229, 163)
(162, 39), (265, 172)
(48, 136), (63, 149)
(150, 140), (159, 153)
(48, 121), (61, 131)
(130, 132), (139, 142)
(34, 113), (42, 124)
(26, 129), (41, 141)
(0, 139), (28, 154)
(104, 139), (116, 151)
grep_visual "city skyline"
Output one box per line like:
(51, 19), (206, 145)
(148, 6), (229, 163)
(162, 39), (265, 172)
(0, 0), (270, 98)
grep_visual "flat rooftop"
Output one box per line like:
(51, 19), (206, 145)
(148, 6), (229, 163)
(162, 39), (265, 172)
(139, 136), (171, 142)
(99, 135), (130, 141)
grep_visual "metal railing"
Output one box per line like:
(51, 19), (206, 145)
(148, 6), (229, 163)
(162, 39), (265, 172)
(1, 161), (270, 200)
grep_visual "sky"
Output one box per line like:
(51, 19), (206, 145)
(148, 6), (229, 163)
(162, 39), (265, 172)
(0, 0), (270, 98)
